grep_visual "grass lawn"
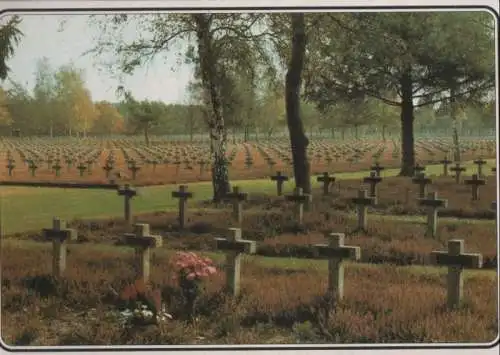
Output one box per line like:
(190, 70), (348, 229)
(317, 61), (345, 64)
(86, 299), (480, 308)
(0, 159), (496, 235)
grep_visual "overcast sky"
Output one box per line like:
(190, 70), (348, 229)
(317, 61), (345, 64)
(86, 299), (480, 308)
(2, 14), (195, 103)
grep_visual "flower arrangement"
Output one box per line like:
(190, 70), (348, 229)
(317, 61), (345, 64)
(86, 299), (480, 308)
(169, 252), (217, 319)
(117, 279), (172, 326)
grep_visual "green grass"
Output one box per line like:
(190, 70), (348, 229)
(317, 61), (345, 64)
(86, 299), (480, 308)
(0, 159), (496, 235)
(3, 239), (496, 280)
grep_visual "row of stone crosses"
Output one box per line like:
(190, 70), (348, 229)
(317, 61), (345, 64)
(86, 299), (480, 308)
(42, 218), (484, 313)
(112, 159), (496, 241)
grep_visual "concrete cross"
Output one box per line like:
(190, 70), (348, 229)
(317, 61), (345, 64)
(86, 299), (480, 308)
(412, 173), (433, 199)
(42, 218), (77, 278)
(171, 185), (193, 229)
(270, 171), (289, 196)
(215, 228), (256, 297)
(123, 223), (162, 283)
(224, 186), (248, 225)
(430, 240), (482, 309)
(418, 191), (448, 238)
(464, 174), (486, 201)
(117, 184), (138, 223)
(317, 172), (336, 196)
(314, 233), (361, 301)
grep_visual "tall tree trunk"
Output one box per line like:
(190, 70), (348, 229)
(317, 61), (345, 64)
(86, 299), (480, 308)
(285, 13), (311, 194)
(244, 126), (249, 142)
(450, 86), (461, 162)
(194, 14), (230, 202)
(330, 127), (335, 138)
(354, 124), (359, 139)
(399, 68), (415, 176)
(144, 125), (150, 147)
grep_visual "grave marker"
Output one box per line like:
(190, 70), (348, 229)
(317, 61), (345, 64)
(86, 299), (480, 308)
(128, 162), (141, 180)
(363, 172), (382, 203)
(370, 162), (385, 177)
(430, 240), (483, 309)
(450, 163), (466, 184)
(412, 173), (433, 199)
(285, 187), (312, 224)
(172, 185), (193, 229)
(117, 184), (137, 223)
(103, 162), (114, 178)
(464, 174), (486, 201)
(42, 218), (77, 278)
(314, 233), (361, 301)
(215, 228), (256, 297)
(270, 171), (289, 196)
(414, 164), (426, 176)
(76, 162), (87, 177)
(224, 186), (248, 225)
(418, 191), (448, 238)
(6, 160), (15, 176)
(317, 172), (336, 196)
(473, 158), (487, 177)
(28, 161), (38, 177)
(123, 223), (162, 283)
(52, 160), (62, 177)
(351, 189), (374, 232)
(439, 157), (452, 177)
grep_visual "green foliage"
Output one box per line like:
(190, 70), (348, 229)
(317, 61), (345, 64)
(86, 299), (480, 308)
(0, 15), (23, 81)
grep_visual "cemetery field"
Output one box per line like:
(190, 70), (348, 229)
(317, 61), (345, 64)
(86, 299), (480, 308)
(0, 136), (498, 346)
(1, 165), (498, 345)
(0, 136), (496, 186)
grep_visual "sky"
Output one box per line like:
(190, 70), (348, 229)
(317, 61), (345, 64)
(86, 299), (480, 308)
(1, 14), (195, 103)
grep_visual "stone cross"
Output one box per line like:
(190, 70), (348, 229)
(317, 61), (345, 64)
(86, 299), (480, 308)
(128, 162), (141, 180)
(418, 191), (448, 238)
(473, 158), (487, 178)
(464, 174), (486, 201)
(117, 184), (137, 223)
(363, 172), (382, 203)
(42, 218), (77, 278)
(76, 162), (87, 177)
(439, 157), (452, 177)
(171, 185), (193, 229)
(316, 172), (336, 196)
(28, 161), (38, 177)
(224, 186), (248, 225)
(450, 163), (466, 184)
(270, 171), (289, 196)
(314, 233), (361, 301)
(65, 157), (73, 171)
(285, 187), (312, 224)
(351, 189), (375, 232)
(123, 223), (162, 284)
(414, 164), (426, 176)
(215, 228), (256, 297)
(6, 160), (15, 176)
(430, 239), (483, 309)
(370, 162), (385, 177)
(52, 160), (62, 177)
(103, 162), (114, 178)
(412, 173), (433, 199)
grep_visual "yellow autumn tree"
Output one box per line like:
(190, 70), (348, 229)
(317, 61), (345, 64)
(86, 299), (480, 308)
(53, 65), (97, 137)
(93, 101), (125, 135)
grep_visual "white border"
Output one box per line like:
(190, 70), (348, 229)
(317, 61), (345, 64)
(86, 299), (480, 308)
(0, 1), (498, 354)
